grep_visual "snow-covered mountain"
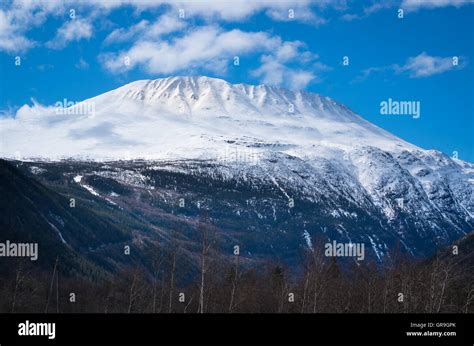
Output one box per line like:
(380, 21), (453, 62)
(1, 75), (415, 160)
(1, 76), (473, 262)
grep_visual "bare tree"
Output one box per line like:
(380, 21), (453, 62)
(168, 250), (177, 313)
(151, 245), (164, 313)
(166, 230), (181, 313)
(464, 284), (474, 313)
(228, 250), (241, 313)
(127, 270), (139, 313)
(197, 211), (216, 313)
(11, 260), (26, 313)
(45, 257), (59, 313)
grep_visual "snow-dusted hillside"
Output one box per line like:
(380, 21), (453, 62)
(1, 76), (473, 261)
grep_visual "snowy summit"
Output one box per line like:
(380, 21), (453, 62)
(1, 76), (414, 161)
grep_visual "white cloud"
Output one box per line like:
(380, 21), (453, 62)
(354, 52), (465, 82)
(252, 41), (325, 90)
(0, 10), (35, 52)
(352, 66), (390, 83)
(164, 0), (320, 23)
(0, 0), (69, 53)
(342, 0), (472, 21)
(397, 52), (463, 78)
(104, 20), (149, 45)
(101, 26), (280, 75)
(401, 0), (474, 10)
(173, 0), (273, 21)
(104, 14), (185, 45)
(46, 19), (93, 49)
(65, 0), (323, 23)
(15, 99), (55, 120)
(146, 14), (187, 36)
(0, 0), (329, 52)
(101, 26), (325, 90)
(99, 26), (329, 89)
(340, 13), (360, 21)
(341, 0), (396, 21)
(288, 70), (316, 90)
(75, 58), (90, 70)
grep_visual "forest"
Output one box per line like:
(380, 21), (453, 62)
(1, 230), (472, 314)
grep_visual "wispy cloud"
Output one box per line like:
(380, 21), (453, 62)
(342, 0), (473, 21)
(354, 52), (466, 82)
(352, 66), (392, 83)
(104, 15), (186, 45)
(0, 10), (33, 52)
(75, 58), (90, 70)
(0, 0), (66, 53)
(252, 41), (328, 90)
(46, 19), (93, 49)
(341, 0), (396, 21)
(401, 0), (474, 10)
(160, 0), (326, 24)
(0, 1), (91, 53)
(397, 52), (463, 78)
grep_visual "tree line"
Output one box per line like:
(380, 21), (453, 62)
(1, 231), (472, 314)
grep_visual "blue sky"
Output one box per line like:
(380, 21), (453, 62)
(1, 0), (473, 161)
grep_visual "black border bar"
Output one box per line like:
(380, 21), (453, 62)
(0, 313), (472, 345)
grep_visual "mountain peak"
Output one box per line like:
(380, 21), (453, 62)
(125, 75), (230, 90)
(99, 75), (353, 120)
(1, 75), (414, 160)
